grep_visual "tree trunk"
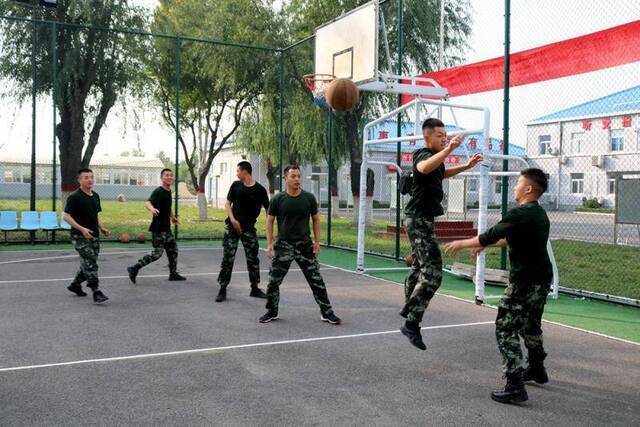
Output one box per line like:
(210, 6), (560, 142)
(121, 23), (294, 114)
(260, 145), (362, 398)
(197, 175), (208, 220)
(329, 162), (339, 218)
(366, 168), (375, 226)
(346, 111), (362, 225)
(266, 159), (277, 194)
(57, 104), (85, 198)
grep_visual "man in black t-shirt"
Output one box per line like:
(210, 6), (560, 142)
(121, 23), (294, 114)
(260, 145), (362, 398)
(63, 168), (110, 304)
(445, 169), (553, 404)
(400, 118), (482, 351)
(215, 161), (270, 302)
(258, 165), (340, 325)
(128, 168), (185, 283)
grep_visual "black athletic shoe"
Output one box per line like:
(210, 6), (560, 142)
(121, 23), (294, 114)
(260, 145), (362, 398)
(67, 283), (87, 297)
(491, 368), (528, 404)
(321, 312), (342, 325)
(127, 266), (139, 284)
(399, 305), (409, 319)
(523, 364), (549, 384)
(168, 272), (186, 281)
(259, 311), (279, 323)
(92, 290), (109, 305)
(400, 323), (426, 351)
(215, 287), (227, 303)
(249, 287), (267, 299)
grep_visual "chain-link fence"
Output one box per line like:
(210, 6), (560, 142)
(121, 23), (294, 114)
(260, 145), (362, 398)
(1, 1), (639, 301)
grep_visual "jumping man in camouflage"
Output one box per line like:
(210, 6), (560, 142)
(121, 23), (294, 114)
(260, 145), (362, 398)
(400, 118), (482, 350)
(215, 161), (270, 302)
(64, 168), (110, 304)
(259, 165), (341, 325)
(127, 168), (186, 284)
(444, 168), (553, 404)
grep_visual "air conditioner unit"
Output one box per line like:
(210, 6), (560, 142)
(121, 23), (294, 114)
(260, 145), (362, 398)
(559, 155), (568, 165)
(591, 155), (604, 167)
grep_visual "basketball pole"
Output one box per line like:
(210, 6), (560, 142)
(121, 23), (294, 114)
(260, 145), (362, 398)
(327, 108), (334, 246)
(395, 0), (404, 261)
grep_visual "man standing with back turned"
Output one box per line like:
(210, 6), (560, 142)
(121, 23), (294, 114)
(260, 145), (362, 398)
(259, 165), (340, 325)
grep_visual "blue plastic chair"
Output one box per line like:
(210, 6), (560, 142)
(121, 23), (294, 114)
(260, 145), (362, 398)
(40, 211), (59, 243)
(59, 215), (72, 230)
(20, 211), (40, 231)
(0, 211), (18, 244)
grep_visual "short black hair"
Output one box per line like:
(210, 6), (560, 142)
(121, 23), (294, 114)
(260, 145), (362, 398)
(160, 168), (173, 176)
(521, 168), (548, 195)
(283, 164), (300, 176)
(422, 118), (445, 132)
(77, 168), (93, 176)
(237, 161), (252, 175)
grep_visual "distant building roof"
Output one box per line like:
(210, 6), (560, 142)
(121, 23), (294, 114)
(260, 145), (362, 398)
(530, 85), (640, 124)
(367, 120), (525, 156)
(1, 154), (164, 169)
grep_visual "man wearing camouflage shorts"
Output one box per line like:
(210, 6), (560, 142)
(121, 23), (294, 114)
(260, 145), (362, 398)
(215, 161), (270, 302)
(127, 168), (186, 284)
(259, 165), (341, 325)
(445, 168), (553, 404)
(64, 168), (110, 304)
(400, 118), (482, 350)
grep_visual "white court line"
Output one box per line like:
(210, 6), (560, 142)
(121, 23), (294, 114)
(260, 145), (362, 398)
(0, 247), (223, 265)
(0, 245), (223, 254)
(0, 321), (493, 373)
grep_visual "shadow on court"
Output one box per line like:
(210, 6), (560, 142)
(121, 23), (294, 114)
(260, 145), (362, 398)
(0, 246), (638, 426)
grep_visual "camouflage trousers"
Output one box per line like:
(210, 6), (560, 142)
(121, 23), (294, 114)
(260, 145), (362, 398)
(134, 232), (178, 274)
(217, 223), (260, 287)
(265, 239), (334, 315)
(495, 282), (551, 374)
(71, 232), (100, 290)
(402, 216), (443, 324)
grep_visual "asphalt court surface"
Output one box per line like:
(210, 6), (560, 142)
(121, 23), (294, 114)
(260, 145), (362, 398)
(0, 246), (638, 426)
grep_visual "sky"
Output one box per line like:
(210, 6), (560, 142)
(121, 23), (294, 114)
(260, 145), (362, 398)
(1, 0), (639, 161)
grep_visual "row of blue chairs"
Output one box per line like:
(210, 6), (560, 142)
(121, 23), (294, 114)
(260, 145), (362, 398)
(0, 211), (72, 243)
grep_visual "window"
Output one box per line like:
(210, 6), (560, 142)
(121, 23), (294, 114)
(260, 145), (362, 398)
(608, 178), (616, 195)
(22, 174), (31, 184)
(494, 179), (502, 194)
(129, 175), (137, 186)
(220, 162), (227, 175)
(113, 173), (122, 184)
(570, 132), (583, 154)
(538, 135), (552, 155)
(4, 171), (14, 183)
(610, 129), (624, 152)
(468, 178), (477, 192)
(99, 173), (110, 184)
(570, 173), (584, 194)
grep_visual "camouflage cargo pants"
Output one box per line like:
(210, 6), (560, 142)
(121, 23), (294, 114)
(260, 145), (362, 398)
(402, 216), (443, 324)
(134, 232), (178, 273)
(495, 282), (551, 374)
(217, 223), (260, 287)
(71, 232), (100, 290)
(265, 240), (334, 315)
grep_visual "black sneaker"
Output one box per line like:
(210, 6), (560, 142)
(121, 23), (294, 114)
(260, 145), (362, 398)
(92, 290), (109, 305)
(127, 266), (139, 284)
(168, 272), (186, 281)
(215, 287), (227, 303)
(249, 287), (267, 299)
(399, 305), (410, 319)
(259, 311), (279, 323)
(400, 323), (426, 351)
(321, 312), (342, 325)
(67, 283), (87, 297)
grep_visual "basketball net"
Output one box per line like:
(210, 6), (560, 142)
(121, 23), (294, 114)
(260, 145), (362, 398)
(303, 73), (334, 107)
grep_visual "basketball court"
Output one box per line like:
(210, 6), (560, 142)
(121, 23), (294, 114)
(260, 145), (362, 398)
(0, 245), (638, 425)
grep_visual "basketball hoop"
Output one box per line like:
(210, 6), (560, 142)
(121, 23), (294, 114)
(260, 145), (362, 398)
(303, 73), (335, 106)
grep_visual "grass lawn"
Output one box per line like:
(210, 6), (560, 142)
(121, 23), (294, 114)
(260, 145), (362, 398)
(2, 199), (639, 300)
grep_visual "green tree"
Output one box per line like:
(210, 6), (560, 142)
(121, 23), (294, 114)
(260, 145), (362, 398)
(0, 0), (149, 200)
(149, 0), (278, 219)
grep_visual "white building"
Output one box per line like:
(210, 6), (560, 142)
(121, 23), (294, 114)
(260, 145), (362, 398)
(525, 85), (640, 209)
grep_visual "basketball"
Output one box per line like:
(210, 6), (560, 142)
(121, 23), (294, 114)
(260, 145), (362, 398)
(405, 254), (414, 267)
(136, 233), (146, 243)
(325, 78), (360, 112)
(120, 233), (130, 243)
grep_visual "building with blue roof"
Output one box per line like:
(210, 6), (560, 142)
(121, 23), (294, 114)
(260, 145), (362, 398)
(526, 85), (640, 209)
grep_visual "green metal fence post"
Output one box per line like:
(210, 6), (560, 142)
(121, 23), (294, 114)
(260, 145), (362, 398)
(174, 37), (181, 239)
(395, 0), (404, 261)
(501, 0), (511, 269)
(278, 51), (285, 192)
(327, 108), (333, 246)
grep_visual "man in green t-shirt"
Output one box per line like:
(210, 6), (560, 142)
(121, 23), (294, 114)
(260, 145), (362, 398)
(63, 168), (110, 304)
(444, 168), (553, 404)
(127, 168), (186, 283)
(259, 165), (340, 325)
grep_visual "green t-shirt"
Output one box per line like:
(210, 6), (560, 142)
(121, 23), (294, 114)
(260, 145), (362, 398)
(268, 190), (318, 242)
(64, 189), (102, 236)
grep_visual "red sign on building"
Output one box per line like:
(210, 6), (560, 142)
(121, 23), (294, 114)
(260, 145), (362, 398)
(378, 130), (389, 139)
(469, 137), (477, 149)
(602, 118), (611, 129)
(582, 119), (592, 130)
(400, 153), (413, 162)
(623, 115), (633, 128)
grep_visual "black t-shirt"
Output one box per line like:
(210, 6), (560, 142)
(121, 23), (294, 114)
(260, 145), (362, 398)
(268, 190), (318, 242)
(64, 189), (102, 236)
(227, 180), (270, 228)
(479, 201), (553, 286)
(148, 186), (173, 233)
(404, 148), (445, 218)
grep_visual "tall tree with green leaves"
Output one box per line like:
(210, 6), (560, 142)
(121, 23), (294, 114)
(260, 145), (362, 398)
(149, 0), (278, 219)
(0, 0), (149, 200)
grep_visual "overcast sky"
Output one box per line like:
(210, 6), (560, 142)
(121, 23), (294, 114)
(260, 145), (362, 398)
(1, 0), (638, 160)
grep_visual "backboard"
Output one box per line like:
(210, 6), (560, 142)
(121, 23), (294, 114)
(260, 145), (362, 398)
(314, 1), (378, 85)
